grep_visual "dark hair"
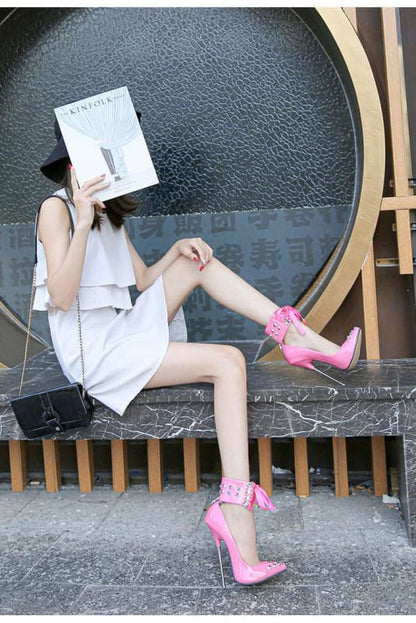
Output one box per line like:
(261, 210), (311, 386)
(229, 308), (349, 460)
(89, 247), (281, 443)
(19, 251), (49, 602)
(61, 164), (138, 230)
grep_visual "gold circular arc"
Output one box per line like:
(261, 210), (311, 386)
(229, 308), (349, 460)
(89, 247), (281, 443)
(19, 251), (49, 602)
(260, 7), (385, 362)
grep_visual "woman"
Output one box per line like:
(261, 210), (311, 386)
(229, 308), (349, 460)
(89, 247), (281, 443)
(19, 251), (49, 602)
(36, 119), (361, 587)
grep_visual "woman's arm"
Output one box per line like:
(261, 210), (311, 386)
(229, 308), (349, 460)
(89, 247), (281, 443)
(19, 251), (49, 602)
(37, 167), (109, 310)
(123, 227), (180, 291)
(38, 197), (92, 310)
(124, 228), (214, 292)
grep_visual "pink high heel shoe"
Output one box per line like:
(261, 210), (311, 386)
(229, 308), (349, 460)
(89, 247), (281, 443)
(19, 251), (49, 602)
(265, 305), (362, 386)
(204, 477), (287, 587)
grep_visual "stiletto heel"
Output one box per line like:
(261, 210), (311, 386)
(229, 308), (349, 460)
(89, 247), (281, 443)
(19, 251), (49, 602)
(264, 305), (361, 381)
(308, 364), (345, 386)
(216, 542), (226, 588)
(205, 524), (226, 587)
(204, 477), (287, 586)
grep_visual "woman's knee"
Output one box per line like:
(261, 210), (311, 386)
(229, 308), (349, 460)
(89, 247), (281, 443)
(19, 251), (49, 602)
(214, 344), (247, 377)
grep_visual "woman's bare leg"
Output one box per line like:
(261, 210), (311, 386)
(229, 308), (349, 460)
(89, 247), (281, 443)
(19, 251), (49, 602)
(144, 341), (261, 565)
(162, 255), (339, 353)
(143, 256), (344, 566)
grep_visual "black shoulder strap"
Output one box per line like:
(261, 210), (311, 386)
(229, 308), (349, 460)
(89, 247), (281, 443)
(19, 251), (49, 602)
(34, 194), (75, 265)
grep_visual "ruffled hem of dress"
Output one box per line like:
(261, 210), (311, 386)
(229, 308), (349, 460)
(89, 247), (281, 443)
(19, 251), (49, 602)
(33, 283), (134, 311)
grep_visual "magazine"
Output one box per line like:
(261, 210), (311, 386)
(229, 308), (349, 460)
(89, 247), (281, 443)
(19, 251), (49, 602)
(54, 86), (159, 201)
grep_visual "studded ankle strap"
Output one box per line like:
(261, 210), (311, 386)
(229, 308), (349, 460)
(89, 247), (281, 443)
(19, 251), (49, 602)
(265, 305), (307, 346)
(218, 477), (276, 511)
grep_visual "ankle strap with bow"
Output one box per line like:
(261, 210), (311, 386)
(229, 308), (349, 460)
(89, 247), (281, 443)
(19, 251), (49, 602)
(218, 477), (276, 511)
(265, 305), (307, 346)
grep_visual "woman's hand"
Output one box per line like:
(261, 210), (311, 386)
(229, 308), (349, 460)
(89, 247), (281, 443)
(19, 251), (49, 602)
(69, 165), (110, 229)
(175, 237), (213, 270)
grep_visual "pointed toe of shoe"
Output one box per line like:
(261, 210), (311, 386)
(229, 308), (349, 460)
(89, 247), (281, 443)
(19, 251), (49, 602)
(236, 560), (287, 585)
(338, 326), (362, 370)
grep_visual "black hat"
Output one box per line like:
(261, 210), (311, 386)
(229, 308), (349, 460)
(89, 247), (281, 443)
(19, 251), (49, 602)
(40, 110), (142, 183)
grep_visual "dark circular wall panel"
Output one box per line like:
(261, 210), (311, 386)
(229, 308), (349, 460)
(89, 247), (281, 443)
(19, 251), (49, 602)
(0, 7), (360, 348)
(0, 7), (354, 221)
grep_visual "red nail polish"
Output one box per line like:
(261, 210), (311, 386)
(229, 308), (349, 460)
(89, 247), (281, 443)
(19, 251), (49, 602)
(199, 265), (204, 271)
(68, 164), (72, 170)
(193, 257), (198, 262)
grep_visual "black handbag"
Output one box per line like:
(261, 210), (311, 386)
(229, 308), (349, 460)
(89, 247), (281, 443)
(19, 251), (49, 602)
(10, 197), (95, 439)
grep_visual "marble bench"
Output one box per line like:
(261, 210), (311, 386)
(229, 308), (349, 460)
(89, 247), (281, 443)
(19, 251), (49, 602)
(1, 341), (416, 546)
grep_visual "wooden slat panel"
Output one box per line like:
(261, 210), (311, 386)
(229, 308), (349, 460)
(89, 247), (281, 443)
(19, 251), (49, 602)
(382, 7), (412, 195)
(42, 440), (61, 492)
(361, 243), (381, 360)
(361, 245), (388, 496)
(257, 438), (273, 497)
(395, 209), (413, 274)
(382, 7), (413, 274)
(183, 438), (200, 493)
(147, 439), (163, 493)
(111, 440), (129, 492)
(294, 437), (309, 498)
(8, 440), (27, 491)
(75, 440), (94, 493)
(371, 436), (388, 496)
(332, 437), (349, 497)
(381, 196), (416, 210)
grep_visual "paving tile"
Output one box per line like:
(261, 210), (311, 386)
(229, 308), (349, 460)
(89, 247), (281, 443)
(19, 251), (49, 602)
(318, 580), (416, 615)
(72, 585), (200, 615)
(195, 585), (319, 616)
(262, 526), (367, 549)
(0, 483), (414, 616)
(299, 488), (398, 530)
(268, 545), (377, 587)
(22, 534), (151, 586)
(361, 512), (409, 547)
(137, 542), (223, 587)
(96, 483), (209, 541)
(251, 498), (304, 534)
(0, 533), (61, 584)
(368, 546), (416, 583)
(1, 486), (122, 537)
(0, 582), (84, 615)
(0, 487), (41, 525)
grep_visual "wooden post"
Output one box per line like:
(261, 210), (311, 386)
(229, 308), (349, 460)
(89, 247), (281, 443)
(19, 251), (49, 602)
(183, 438), (200, 492)
(75, 440), (94, 493)
(361, 244), (381, 360)
(257, 438), (273, 497)
(371, 436), (388, 496)
(111, 440), (129, 492)
(42, 440), (61, 492)
(147, 439), (163, 493)
(8, 440), (27, 491)
(294, 437), (310, 497)
(382, 7), (414, 274)
(332, 437), (349, 497)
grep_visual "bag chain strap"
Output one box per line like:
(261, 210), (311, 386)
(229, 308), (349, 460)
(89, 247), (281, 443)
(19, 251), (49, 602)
(18, 264), (38, 397)
(76, 293), (86, 398)
(18, 198), (87, 398)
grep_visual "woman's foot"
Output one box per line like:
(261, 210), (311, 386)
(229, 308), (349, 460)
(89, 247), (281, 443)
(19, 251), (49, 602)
(284, 321), (340, 356)
(220, 502), (261, 566)
(205, 478), (286, 586)
(265, 305), (361, 377)
(264, 304), (340, 356)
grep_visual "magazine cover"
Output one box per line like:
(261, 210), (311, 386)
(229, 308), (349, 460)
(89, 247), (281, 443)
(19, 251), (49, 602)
(54, 86), (159, 201)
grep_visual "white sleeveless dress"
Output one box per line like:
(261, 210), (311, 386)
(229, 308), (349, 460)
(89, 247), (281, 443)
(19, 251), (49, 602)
(33, 188), (187, 415)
